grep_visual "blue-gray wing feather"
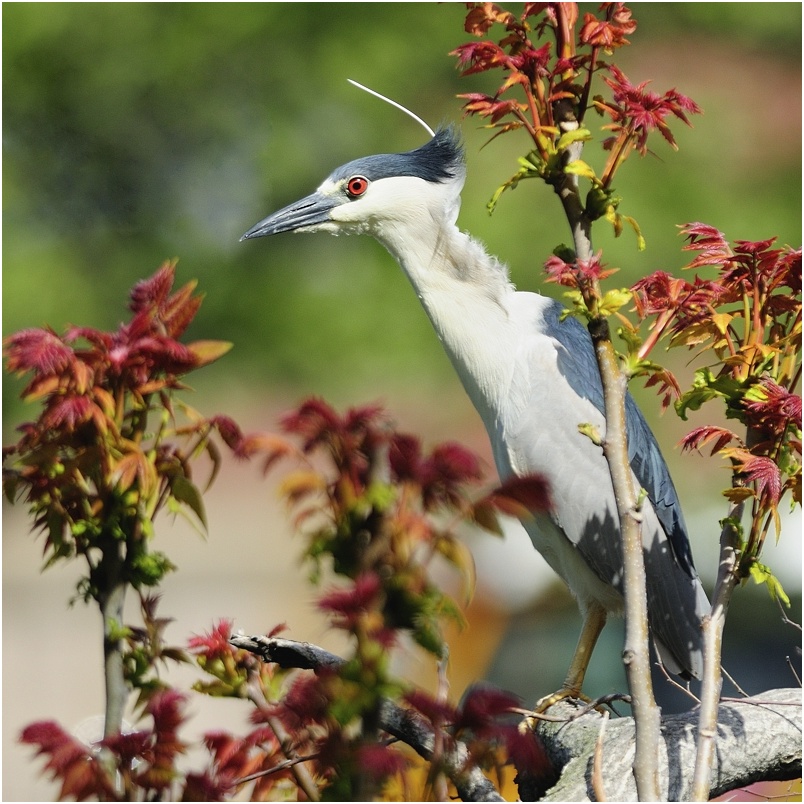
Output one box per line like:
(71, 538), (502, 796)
(541, 300), (696, 576)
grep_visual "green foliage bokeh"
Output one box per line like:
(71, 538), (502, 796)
(4, 3), (801, 427)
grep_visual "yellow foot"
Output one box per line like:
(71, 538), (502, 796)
(534, 687), (590, 714)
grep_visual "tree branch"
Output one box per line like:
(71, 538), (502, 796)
(692, 501), (744, 800)
(232, 636), (801, 802)
(230, 635), (506, 802)
(553, 102), (660, 800)
(533, 689), (801, 802)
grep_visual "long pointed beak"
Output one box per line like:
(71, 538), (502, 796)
(240, 191), (341, 241)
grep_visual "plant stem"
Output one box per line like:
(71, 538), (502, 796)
(97, 542), (128, 739)
(592, 322), (662, 802)
(555, 106), (661, 802)
(691, 501), (743, 801)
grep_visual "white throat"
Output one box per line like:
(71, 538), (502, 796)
(372, 215), (519, 437)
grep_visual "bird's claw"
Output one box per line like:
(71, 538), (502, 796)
(535, 686), (589, 713)
(521, 688), (608, 731)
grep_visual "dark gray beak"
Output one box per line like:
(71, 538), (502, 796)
(240, 191), (341, 241)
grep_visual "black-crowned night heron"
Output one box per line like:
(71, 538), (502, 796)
(241, 125), (709, 700)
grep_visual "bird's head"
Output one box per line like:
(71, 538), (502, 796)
(240, 127), (465, 242)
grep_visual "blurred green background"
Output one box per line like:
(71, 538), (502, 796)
(3, 3), (801, 417)
(3, 4), (801, 799)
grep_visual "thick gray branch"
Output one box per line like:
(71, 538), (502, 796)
(232, 637), (800, 802)
(532, 689), (801, 802)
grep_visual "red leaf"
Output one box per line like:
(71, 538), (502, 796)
(281, 397), (341, 450)
(743, 379), (802, 437)
(679, 426), (739, 456)
(456, 684), (521, 732)
(134, 690), (188, 791)
(483, 474), (552, 517)
(20, 720), (115, 800)
(161, 280), (202, 339)
(404, 689), (458, 725)
(498, 723), (554, 778)
(4, 328), (74, 376)
(318, 573), (382, 623)
(42, 395), (94, 432)
(356, 743), (406, 781)
(182, 770), (231, 801)
(742, 455), (783, 507)
(281, 674), (331, 726)
(389, 432), (423, 481)
(129, 261), (176, 314)
(188, 620), (235, 661)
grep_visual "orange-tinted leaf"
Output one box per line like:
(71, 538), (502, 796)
(279, 470), (327, 505)
(22, 373), (61, 401)
(434, 534), (476, 602)
(470, 500), (505, 537)
(187, 339), (233, 367)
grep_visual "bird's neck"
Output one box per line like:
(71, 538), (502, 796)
(374, 220), (519, 434)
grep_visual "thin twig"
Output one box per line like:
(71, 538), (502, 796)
(596, 334), (662, 801)
(245, 673), (321, 801)
(777, 595), (803, 632)
(431, 651), (451, 802)
(656, 660), (701, 704)
(236, 752), (319, 785)
(785, 656), (802, 687)
(721, 665), (751, 698)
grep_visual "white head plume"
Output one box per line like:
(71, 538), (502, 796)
(347, 79), (435, 138)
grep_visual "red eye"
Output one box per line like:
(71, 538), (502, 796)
(346, 176), (369, 197)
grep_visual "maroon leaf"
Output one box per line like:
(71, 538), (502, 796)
(20, 720), (116, 800)
(129, 261), (176, 314)
(455, 684), (521, 732)
(742, 455), (783, 507)
(482, 474), (552, 518)
(318, 573), (382, 624)
(679, 426), (740, 456)
(389, 432), (423, 482)
(4, 328), (74, 376)
(743, 379), (802, 437)
(404, 688), (458, 725)
(356, 742), (406, 781)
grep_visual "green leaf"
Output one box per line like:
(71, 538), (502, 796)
(675, 367), (746, 421)
(170, 474), (207, 529)
(564, 159), (599, 183)
(556, 127), (592, 152)
(130, 549), (177, 587)
(598, 288), (633, 317)
(749, 561), (790, 607)
(578, 422), (603, 446)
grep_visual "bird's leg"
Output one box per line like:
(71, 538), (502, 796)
(534, 601), (607, 712)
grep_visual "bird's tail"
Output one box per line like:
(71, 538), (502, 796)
(649, 570), (710, 680)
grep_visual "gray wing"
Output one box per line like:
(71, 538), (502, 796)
(539, 301), (708, 677)
(541, 301), (696, 575)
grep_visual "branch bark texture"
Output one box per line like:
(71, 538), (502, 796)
(233, 635), (801, 802)
(534, 690), (801, 802)
(554, 107), (660, 800)
(230, 636), (505, 802)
